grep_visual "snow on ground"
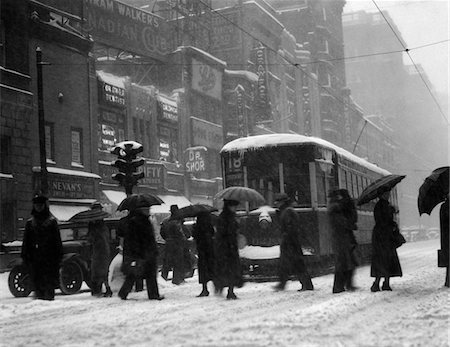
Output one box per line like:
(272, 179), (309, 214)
(0, 239), (448, 347)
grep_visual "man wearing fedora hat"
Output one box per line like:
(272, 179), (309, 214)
(21, 194), (63, 300)
(273, 193), (314, 292)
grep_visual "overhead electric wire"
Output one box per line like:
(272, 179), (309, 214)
(371, 0), (448, 124)
(195, 0), (401, 148)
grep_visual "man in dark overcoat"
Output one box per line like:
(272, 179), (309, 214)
(160, 205), (187, 285)
(213, 199), (243, 299)
(118, 206), (163, 300)
(274, 193), (314, 291)
(21, 194), (63, 300)
(328, 189), (359, 293)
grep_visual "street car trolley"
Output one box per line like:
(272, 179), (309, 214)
(220, 134), (398, 281)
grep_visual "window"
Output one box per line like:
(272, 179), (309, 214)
(45, 123), (54, 161)
(0, 20), (5, 66)
(71, 128), (82, 165)
(0, 136), (11, 173)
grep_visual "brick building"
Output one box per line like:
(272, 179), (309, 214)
(1, 0), (100, 245)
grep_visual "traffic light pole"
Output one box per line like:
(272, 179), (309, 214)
(36, 47), (48, 195)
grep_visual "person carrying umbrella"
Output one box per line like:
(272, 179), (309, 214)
(192, 211), (216, 297)
(273, 193), (314, 292)
(118, 203), (164, 300)
(86, 202), (113, 297)
(213, 199), (244, 299)
(370, 191), (403, 292)
(327, 189), (359, 293)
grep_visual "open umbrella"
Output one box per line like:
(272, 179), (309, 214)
(214, 186), (265, 205)
(69, 202), (110, 223)
(418, 166), (449, 215)
(177, 204), (218, 219)
(357, 174), (406, 206)
(117, 193), (164, 211)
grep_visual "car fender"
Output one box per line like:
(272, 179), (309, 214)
(8, 258), (24, 269)
(61, 253), (89, 275)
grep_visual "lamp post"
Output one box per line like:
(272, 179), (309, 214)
(36, 47), (49, 195)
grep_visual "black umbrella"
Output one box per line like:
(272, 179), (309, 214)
(177, 204), (218, 219)
(117, 193), (164, 211)
(68, 202), (110, 223)
(357, 174), (406, 206)
(69, 209), (110, 223)
(418, 166), (449, 215)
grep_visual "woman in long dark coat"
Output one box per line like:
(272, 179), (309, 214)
(118, 207), (163, 300)
(21, 195), (63, 300)
(214, 199), (243, 300)
(88, 219), (112, 297)
(192, 212), (215, 297)
(370, 191), (402, 292)
(328, 189), (359, 293)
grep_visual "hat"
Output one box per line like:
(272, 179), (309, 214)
(274, 193), (290, 202)
(32, 194), (48, 204)
(170, 204), (179, 214)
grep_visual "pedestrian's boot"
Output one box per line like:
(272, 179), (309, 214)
(103, 285), (113, 298)
(332, 272), (345, 293)
(344, 270), (358, 291)
(370, 282), (380, 292)
(226, 287), (237, 300)
(273, 282), (286, 291)
(299, 274), (314, 291)
(381, 282), (392, 291)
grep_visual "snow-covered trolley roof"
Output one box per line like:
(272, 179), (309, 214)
(221, 134), (390, 176)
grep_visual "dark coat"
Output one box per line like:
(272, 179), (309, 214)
(370, 199), (402, 277)
(192, 214), (215, 284)
(122, 213), (158, 278)
(278, 206), (307, 275)
(88, 220), (111, 283)
(21, 212), (63, 290)
(214, 209), (243, 289)
(328, 200), (358, 272)
(160, 217), (186, 270)
(440, 199), (449, 267)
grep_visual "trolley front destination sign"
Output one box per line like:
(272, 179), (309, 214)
(84, 0), (171, 61)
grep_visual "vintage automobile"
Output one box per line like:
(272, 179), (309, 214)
(8, 218), (121, 297)
(8, 217), (197, 297)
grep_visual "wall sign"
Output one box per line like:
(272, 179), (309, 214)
(185, 146), (207, 173)
(191, 117), (223, 151)
(157, 95), (178, 123)
(84, 0), (170, 61)
(191, 58), (222, 100)
(138, 162), (165, 188)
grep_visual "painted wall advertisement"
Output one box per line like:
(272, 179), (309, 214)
(191, 58), (222, 100)
(191, 117), (223, 151)
(84, 0), (170, 61)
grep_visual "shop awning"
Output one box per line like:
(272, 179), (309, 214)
(49, 205), (90, 222)
(102, 190), (127, 206)
(151, 194), (191, 214)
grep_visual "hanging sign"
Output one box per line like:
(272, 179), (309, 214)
(185, 146), (207, 173)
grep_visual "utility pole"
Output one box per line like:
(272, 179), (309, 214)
(36, 47), (49, 195)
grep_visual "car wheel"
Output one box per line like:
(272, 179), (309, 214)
(59, 260), (83, 295)
(8, 265), (33, 297)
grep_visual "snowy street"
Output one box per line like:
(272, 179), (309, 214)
(0, 239), (448, 347)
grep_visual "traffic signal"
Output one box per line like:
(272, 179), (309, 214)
(111, 141), (145, 196)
